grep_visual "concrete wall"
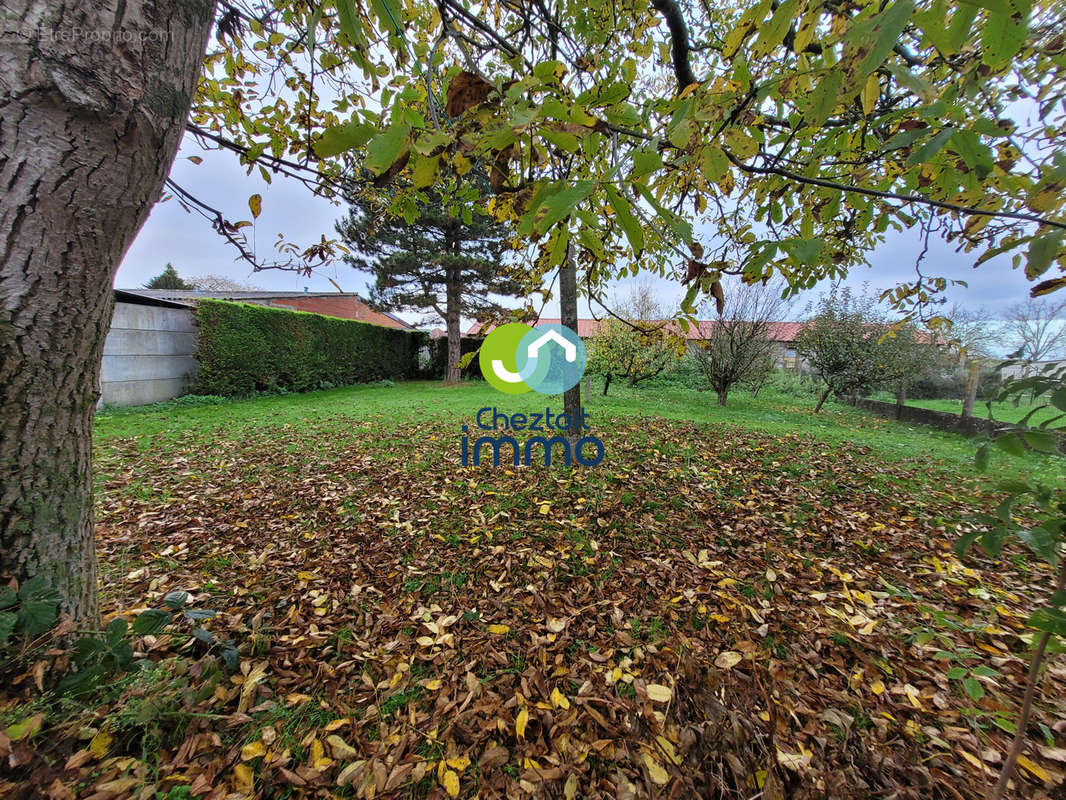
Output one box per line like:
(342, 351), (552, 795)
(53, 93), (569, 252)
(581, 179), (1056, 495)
(100, 302), (198, 407)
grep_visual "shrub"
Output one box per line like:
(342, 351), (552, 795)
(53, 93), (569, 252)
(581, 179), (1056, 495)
(427, 336), (484, 380)
(194, 300), (426, 396)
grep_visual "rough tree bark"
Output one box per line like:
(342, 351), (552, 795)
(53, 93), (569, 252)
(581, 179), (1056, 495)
(0, 1), (214, 625)
(559, 247), (582, 445)
(445, 264), (461, 384)
(961, 360), (979, 419)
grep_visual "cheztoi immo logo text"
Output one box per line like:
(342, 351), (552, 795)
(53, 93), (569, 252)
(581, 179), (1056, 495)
(461, 322), (604, 467)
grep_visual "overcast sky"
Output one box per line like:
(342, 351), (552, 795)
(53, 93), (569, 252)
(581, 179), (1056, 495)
(118, 132), (1038, 327)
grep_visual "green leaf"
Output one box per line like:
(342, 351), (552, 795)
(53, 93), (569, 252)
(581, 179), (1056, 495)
(1025, 231), (1065, 280)
(458, 350), (478, 370)
(364, 123), (411, 176)
(1050, 387), (1066, 413)
(631, 150), (663, 182)
(411, 154), (439, 189)
(752, 0), (798, 56)
(950, 130), (994, 179)
(534, 181), (596, 234)
(132, 609), (172, 636)
(945, 666), (967, 679)
(17, 577), (61, 638)
(955, 530), (981, 558)
(335, 0), (364, 47)
(1022, 430), (1058, 452)
(1028, 607), (1066, 637)
(982, 0), (1031, 68)
(105, 618), (127, 647)
(807, 70), (842, 127)
(0, 586), (15, 611)
(906, 127), (955, 167)
(314, 120), (377, 158)
(855, 0), (916, 79)
(163, 590), (190, 610)
(605, 185), (644, 256)
(0, 611), (16, 648)
(963, 676), (985, 701)
(993, 432), (1025, 457)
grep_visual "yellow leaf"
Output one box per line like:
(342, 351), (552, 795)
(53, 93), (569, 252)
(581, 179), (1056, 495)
(89, 730), (112, 758)
(551, 687), (571, 709)
(776, 748), (812, 771)
(446, 755), (471, 771)
(516, 707), (529, 740)
(238, 662), (268, 714)
(248, 193), (262, 219)
(714, 651), (743, 670)
(296, 571), (319, 581)
(1018, 755), (1050, 781)
(241, 740), (266, 761)
(643, 752), (670, 785)
(441, 768), (460, 797)
(861, 74), (879, 116)
(423, 678), (443, 690)
(646, 684), (672, 703)
(328, 734), (359, 760)
(564, 773), (579, 800)
(487, 624), (510, 635)
(233, 763), (255, 794)
(870, 679), (885, 696)
(538, 503), (550, 514)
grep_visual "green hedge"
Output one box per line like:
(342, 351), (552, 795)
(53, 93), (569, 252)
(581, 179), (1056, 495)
(428, 336), (484, 380)
(194, 299), (426, 396)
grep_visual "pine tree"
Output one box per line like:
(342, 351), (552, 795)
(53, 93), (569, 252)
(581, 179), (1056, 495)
(336, 197), (520, 383)
(144, 263), (192, 290)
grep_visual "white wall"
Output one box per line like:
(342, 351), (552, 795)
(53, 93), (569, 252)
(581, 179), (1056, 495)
(99, 302), (197, 407)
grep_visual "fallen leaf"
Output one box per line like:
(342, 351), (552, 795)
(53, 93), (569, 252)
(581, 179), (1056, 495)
(646, 684), (672, 703)
(714, 651), (743, 670)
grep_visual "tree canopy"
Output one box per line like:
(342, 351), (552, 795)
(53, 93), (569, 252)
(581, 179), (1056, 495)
(143, 264), (192, 290)
(185, 0), (1066, 324)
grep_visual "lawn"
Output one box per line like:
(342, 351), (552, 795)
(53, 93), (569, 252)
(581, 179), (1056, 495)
(5, 381), (1066, 799)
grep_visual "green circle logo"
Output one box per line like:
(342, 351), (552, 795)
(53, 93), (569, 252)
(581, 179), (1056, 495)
(480, 322), (587, 395)
(480, 323), (534, 393)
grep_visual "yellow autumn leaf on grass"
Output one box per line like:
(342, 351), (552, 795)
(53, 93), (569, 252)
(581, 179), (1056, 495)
(446, 756), (471, 771)
(564, 773), (579, 800)
(714, 651), (743, 669)
(551, 687), (570, 709)
(241, 740), (266, 760)
(233, 763), (255, 794)
(870, 679), (885, 695)
(538, 503), (550, 514)
(327, 734), (359, 760)
(1018, 755), (1050, 781)
(88, 730), (112, 758)
(643, 752), (670, 784)
(516, 707), (529, 739)
(441, 768), (460, 797)
(487, 624), (510, 635)
(646, 684), (672, 703)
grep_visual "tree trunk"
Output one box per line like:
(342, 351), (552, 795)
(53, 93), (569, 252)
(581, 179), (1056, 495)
(814, 387), (831, 413)
(584, 374), (591, 403)
(0, 2), (214, 625)
(895, 380), (906, 420)
(602, 374), (612, 396)
(559, 247), (581, 444)
(716, 389), (728, 406)
(445, 266), (461, 384)
(962, 360), (979, 419)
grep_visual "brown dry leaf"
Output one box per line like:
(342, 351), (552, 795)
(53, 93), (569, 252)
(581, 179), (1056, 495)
(714, 651), (743, 670)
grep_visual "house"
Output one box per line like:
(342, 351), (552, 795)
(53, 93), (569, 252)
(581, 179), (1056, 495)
(466, 318), (809, 370)
(101, 289), (413, 407)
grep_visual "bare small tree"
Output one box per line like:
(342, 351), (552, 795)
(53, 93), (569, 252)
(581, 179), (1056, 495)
(185, 274), (264, 292)
(1004, 296), (1066, 364)
(691, 280), (790, 407)
(941, 304), (1003, 418)
(586, 283), (679, 395)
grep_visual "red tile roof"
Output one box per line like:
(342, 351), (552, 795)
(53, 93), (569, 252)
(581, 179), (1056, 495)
(467, 318), (809, 342)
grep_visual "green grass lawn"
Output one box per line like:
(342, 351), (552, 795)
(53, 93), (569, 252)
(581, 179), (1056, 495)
(7, 379), (1065, 799)
(95, 379), (1061, 487)
(899, 395), (1064, 427)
